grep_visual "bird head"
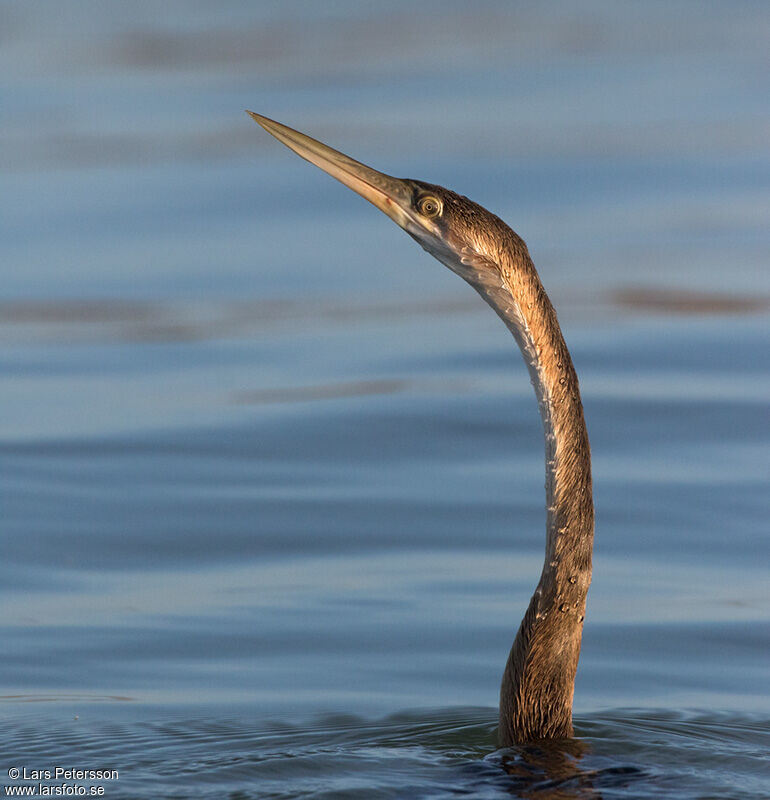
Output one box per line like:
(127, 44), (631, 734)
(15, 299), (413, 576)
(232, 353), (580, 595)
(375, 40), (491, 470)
(246, 112), (515, 290)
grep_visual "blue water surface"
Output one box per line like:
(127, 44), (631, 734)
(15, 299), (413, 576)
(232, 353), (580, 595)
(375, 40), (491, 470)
(2, 2), (769, 798)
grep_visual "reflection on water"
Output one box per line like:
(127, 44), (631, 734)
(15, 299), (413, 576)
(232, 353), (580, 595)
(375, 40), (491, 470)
(0, 694), (134, 704)
(2, 705), (768, 799)
(612, 287), (769, 315)
(494, 738), (604, 800)
(2, 287), (766, 346)
(2, 0), (769, 797)
(233, 378), (409, 404)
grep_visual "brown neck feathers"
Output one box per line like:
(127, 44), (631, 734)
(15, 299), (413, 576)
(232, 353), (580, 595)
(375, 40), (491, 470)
(471, 234), (594, 745)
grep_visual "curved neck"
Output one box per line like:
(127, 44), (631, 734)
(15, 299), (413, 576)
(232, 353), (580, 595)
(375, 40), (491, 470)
(468, 238), (594, 745)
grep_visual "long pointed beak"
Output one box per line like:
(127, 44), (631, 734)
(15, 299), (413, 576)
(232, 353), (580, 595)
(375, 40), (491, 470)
(247, 111), (417, 230)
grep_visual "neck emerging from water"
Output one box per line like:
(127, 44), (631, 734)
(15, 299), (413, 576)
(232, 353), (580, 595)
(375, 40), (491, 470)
(468, 235), (594, 745)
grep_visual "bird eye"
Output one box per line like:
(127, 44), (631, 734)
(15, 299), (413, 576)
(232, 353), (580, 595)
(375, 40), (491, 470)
(417, 196), (442, 218)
